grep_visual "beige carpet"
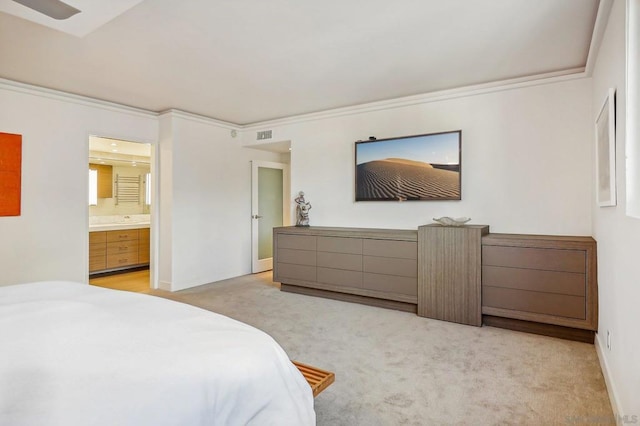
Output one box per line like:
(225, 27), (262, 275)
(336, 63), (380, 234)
(151, 272), (613, 425)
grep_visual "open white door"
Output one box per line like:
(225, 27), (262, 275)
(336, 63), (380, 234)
(251, 161), (288, 273)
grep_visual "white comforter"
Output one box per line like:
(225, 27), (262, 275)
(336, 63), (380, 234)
(0, 281), (315, 426)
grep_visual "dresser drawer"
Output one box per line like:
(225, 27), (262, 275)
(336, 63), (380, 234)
(483, 286), (585, 320)
(107, 253), (139, 269)
(363, 273), (417, 297)
(483, 245), (585, 273)
(317, 267), (362, 288)
(363, 256), (417, 278)
(278, 248), (316, 266)
(317, 252), (361, 271)
(107, 240), (139, 255)
(277, 263), (316, 282)
(277, 234), (316, 251)
(106, 229), (139, 243)
(317, 236), (362, 254)
(363, 239), (417, 259)
(483, 266), (585, 296)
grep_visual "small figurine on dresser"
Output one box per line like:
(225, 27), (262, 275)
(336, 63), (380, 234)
(294, 191), (312, 227)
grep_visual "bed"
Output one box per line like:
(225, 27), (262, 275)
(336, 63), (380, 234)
(0, 281), (315, 425)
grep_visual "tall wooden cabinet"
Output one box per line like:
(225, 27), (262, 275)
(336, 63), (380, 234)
(417, 224), (489, 326)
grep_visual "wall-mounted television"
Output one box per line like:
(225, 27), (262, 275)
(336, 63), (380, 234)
(355, 130), (461, 201)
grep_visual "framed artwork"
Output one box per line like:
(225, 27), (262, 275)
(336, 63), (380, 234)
(0, 132), (22, 216)
(595, 89), (616, 207)
(355, 131), (461, 201)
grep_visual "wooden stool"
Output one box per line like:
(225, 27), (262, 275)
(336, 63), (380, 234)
(292, 361), (335, 397)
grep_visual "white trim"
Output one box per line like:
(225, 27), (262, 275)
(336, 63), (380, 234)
(585, 0), (615, 76)
(595, 333), (624, 423)
(159, 109), (239, 130)
(240, 68), (588, 130)
(0, 78), (157, 119)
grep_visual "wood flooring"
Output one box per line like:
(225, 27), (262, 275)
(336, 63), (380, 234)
(89, 269), (150, 293)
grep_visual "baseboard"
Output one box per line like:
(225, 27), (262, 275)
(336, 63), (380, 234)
(595, 332), (624, 423)
(158, 280), (172, 291)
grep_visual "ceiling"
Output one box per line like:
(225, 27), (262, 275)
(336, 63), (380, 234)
(0, 0), (601, 125)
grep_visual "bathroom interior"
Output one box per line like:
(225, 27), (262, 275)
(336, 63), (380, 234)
(88, 136), (152, 291)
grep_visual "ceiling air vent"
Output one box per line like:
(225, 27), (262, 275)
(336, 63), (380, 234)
(257, 130), (273, 140)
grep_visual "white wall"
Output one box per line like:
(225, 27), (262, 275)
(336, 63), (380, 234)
(245, 79), (593, 235)
(158, 112), (281, 291)
(0, 82), (158, 286)
(591, 0), (640, 418)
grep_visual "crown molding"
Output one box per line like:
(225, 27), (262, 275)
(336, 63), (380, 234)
(584, 0), (615, 76)
(0, 78), (157, 119)
(158, 109), (238, 130)
(240, 68), (588, 130)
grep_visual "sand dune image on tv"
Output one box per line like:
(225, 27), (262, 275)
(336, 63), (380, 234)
(355, 131), (461, 201)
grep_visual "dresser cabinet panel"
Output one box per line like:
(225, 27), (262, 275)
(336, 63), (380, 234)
(481, 234), (597, 331)
(317, 236), (362, 254)
(317, 267), (363, 288)
(363, 273), (417, 297)
(274, 227), (418, 310)
(363, 239), (417, 259)
(483, 245), (586, 273)
(483, 266), (585, 296)
(317, 252), (361, 271)
(363, 256), (417, 278)
(138, 228), (150, 264)
(278, 248), (316, 266)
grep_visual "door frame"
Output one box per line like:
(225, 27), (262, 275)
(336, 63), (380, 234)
(251, 160), (290, 273)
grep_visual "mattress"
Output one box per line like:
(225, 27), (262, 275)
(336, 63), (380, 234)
(0, 281), (315, 425)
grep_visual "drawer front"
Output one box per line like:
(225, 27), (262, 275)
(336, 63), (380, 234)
(483, 266), (585, 296)
(89, 242), (107, 257)
(317, 267), (362, 288)
(138, 244), (150, 264)
(483, 286), (586, 319)
(277, 248), (316, 266)
(363, 239), (417, 259)
(277, 263), (316, 282)
(139, 228), (150, 240)
(89, 231), (107, 244)
(363, 273), (417, 297)
(277, 234), (316, 251)
(107, 240), (139, 255)
(89, 255), (106, 272)
(106, 229), (139, 243)
(317, 252), (361, 271)
(317, 236), (362, 254)
(363, 256), (417, 278)
(482, 245), (585, 273)
(106, 253), (139, 269)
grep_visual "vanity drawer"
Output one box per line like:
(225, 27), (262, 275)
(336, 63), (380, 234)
(89, 254), (106, 272)
(106, 253), (139, 269)
(106, 229), (139, 243)
(89, 231), (107, 244)
(107, 240), (139, 254)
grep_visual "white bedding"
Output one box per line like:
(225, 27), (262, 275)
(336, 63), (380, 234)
(0, 281), (315, 426)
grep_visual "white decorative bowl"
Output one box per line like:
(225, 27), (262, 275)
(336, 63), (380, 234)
(432, 216), (471, 226)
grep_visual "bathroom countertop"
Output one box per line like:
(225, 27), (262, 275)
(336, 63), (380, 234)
(89, 222), (150, 232)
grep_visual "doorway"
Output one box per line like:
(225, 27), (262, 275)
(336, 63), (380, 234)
(88, 136), (155, 291)
(251, 160), (289, 273)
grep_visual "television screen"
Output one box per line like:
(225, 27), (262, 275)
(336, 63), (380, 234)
(355, 130), (461, 201)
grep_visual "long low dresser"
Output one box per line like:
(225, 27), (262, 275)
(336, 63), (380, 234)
(274, 226), (418, 312)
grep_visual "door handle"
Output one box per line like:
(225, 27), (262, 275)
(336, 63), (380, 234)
(252, 215), (263, 219)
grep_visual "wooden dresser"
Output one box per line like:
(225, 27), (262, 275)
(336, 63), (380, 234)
(481, 233), (597, 342)
(89, 228), (150, 274)
(274, 226), (418, 312)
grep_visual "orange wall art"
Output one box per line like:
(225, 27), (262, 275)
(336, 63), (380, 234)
(0, 132), (22, 216)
